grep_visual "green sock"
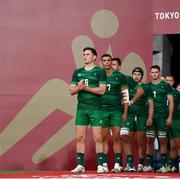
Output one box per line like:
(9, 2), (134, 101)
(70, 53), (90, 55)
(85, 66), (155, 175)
(139, 158), (144, 165)
(160, 153), (167, 166)
(115, 153), (122, 165)
(169, 158), (175, 167)
(146, 154), (153, 167)
(103, 153), (108, 164)
(97, 152), (104, 166)
(77, 153), (84, 166)
(177, 155), (180, 172)
(127, 155), (134, 167)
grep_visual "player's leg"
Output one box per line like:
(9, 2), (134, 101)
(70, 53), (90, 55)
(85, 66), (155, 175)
(71, 110), (88, 173)
(111, 111), (123, 172)
(156, 116), (168, 173)
(171, 119), (180, 172)
(101, 111), (110, 172)
(144, 124), (155, 172)
(90, 110), (105, 173)
(136, 115), (147, 172)
(120, 115), (136, 172)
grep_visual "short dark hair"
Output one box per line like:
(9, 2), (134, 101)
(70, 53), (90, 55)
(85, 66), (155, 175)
(132, 67), (144, 75)
(101, 54), (112, 60)
(165, 74), (174, 79)
(112, 57), (121, 66)
(150, 65), (160, 71)
(83, 47), (97, 56)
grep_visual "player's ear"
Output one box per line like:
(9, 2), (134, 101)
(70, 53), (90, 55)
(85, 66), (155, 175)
(93, 55), (97, 61)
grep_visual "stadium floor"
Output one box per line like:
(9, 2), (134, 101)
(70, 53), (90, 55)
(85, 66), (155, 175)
(0, 171), (179, 179)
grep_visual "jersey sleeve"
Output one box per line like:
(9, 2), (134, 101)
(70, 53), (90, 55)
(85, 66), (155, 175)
(146, 85), (154, 100)
(98, 68), (107, 85)
(166, 83), (173, 96)
(120, 73), (128, 88)
(70, 70), (78, 85)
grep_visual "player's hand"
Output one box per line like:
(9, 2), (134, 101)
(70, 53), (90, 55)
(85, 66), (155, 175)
(146, 118), (153, 127)
(166, 117), (172, 127)
(122, 113), (127, 123)
(78, 79), (85, 90)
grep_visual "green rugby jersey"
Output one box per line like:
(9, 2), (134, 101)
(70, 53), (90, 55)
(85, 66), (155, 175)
(126, 75), (139, 90)
(101, 70), (128, 110)
(147, 80), (173, 115)
(128, 83), (153, 116)
(172, 89), (180, 119)
(71, 66), (107, 110)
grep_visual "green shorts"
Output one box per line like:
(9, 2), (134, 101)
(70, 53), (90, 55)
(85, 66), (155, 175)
(101, 110), (122, 128)
(75, 109), (102, 126)
(146, 114), (168, 138)
(169, 118), (180, 139)
(121, 114), (147, 132)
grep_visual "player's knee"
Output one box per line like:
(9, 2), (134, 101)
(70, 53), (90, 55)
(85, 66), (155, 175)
(94, 134), (102, 143)
(120, 127), (129, 136)
(158, 131), (167, 141)
(76, 135), (85, 143)
(113, 135), (120, 143)
(146, 130), (155, 139)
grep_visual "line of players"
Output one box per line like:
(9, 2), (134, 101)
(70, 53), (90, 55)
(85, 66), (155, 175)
(69, 47), (180, 173)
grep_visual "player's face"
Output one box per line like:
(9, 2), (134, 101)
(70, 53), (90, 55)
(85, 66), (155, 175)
(101, 57), (112, 70)
(132, 72), (142, 83)
(150, 68), (160, 80)
(165, 76), (174, 87)
(112, 61), (120, 71)
(176, 85), (180, 92)
(83, 50), (96, 65)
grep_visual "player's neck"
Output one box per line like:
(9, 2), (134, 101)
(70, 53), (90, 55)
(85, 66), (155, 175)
(84, 63), (95, 71)
(152, 78), (161, 84)
(106, 68), (113, 76)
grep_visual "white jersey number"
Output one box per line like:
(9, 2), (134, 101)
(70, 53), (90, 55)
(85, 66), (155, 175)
(84, 79), (88, 86)
(107, 84), (111, 91)
(153, 91), (156, 98)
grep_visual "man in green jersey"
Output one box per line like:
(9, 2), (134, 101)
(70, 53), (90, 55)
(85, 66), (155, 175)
(176, 83), (180, 92)
(165, 75), (180, 172)
(126, 67), (154, 172)
(69, 47), (107, 173)
(145, 65), (174, 173)
(100, 54), (128, 173)
(111, 57), (145, 172)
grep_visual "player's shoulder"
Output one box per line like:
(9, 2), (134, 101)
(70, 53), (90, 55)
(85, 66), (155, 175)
(74, 67), (84, 73)
(173, 88), (180, 96)
(94, 66), (106, 73)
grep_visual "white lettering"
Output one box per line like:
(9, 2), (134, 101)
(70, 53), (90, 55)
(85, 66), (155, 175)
(155, 11), (180, 20)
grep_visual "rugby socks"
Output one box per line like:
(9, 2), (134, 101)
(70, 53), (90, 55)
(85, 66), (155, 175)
(77, 153), (84, 166)
(160, 153), (168, 166)
(178, 155), (180, 172)
(97, 152), (104, 166)
(146, 154), (153, 167)
(139, 158), (144, 165)
(103, 153), (108, 164)
(169, 158), (176, 168)
(127, 155), (134, 167)
(115, 153), (122, 166)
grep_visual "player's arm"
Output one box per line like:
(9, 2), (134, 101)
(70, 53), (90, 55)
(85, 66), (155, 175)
(129, 87), (144, 105)
(146, 99), (154, 127)
(166, 94), (174, 126)
(82, 84), (106, 95)
(121, 86), (129, 123)
(69, 79), (85, 95)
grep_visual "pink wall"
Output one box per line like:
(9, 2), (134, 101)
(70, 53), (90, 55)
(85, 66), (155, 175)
(0, 0), (179, 170)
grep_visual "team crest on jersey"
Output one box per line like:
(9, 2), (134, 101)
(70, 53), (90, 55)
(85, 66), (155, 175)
(77, 73), (81, 77)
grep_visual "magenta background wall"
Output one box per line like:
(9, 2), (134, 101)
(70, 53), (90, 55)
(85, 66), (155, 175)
(0, 0), (179, 170)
